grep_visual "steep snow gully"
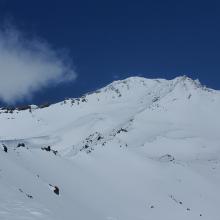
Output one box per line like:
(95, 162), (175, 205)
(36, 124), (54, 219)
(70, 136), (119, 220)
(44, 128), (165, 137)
(0, 76), (220, 220)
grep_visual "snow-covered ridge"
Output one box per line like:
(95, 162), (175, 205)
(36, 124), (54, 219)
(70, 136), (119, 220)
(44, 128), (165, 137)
(0, 75), (219, 148)
(0, 75), (220, 220)
(0, 75), (213, 113)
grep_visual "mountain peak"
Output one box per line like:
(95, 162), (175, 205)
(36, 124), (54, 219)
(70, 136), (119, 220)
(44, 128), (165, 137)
(173, 75), (201, 86)
(97, 75), (205, 99)
(107, 75), (202, 89)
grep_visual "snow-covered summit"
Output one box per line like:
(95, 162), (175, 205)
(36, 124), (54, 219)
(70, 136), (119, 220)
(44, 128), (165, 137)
(0, 76), (220, 220)
(99, 75), (201, 92)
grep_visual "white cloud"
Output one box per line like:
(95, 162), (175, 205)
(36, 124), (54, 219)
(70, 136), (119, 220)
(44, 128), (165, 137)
(0, 25), (77, 104)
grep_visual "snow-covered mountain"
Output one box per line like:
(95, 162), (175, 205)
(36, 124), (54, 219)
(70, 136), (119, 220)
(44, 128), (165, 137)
(0, 76), (220, 220)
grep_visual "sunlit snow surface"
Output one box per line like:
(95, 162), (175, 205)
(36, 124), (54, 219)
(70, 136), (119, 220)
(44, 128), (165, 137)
(0, 76), (220, 220)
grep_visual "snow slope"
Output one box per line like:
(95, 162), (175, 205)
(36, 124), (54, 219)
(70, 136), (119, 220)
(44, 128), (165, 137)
(0, 76), (220, 219)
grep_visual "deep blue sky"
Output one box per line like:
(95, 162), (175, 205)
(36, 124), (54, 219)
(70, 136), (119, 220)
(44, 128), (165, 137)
(0, 0), (220, 105)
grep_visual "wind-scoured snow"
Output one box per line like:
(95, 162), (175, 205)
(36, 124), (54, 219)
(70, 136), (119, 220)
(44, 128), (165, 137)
(0, 76), (220, 219)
